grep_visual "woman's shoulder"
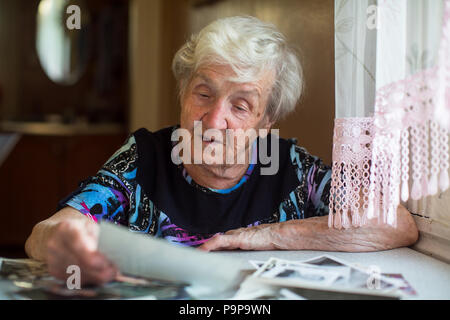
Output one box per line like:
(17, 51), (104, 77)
(132, 125), (178, 145)
(106, 126), (176, 163)
(287, 139), (331, 175)
(105, 134), (137, 163)
(100, 125), (176, 181)
(100, 133), (139, 183)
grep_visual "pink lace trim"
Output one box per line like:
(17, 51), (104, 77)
(328, 118), (374, 229)
(329, 1), (450, 229)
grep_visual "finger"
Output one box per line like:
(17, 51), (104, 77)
(46, 242), (81, 280)
(79, 251), (114, 272)
(69, 250), (118, 285)
(80, 265), (118, 286)
(50, 254), (116, 286)
(46, 223), (117, 286)
(197, 234), (221, 251)
(199, 235), (239, 252)
(47, 235), (82, 269)
(62, 223), (97, 254)
(51, 232), (117, 285)
(198, 235), (223, 251)
(83, 219), (100, 243)
(47, 237), (116, 286)
(59, 227), (111, 272)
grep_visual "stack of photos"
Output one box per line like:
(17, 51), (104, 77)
(235, 255), (417, 300)
(0, 259), (190, 300)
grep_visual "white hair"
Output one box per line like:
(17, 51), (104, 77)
(172, 16), (303, 123)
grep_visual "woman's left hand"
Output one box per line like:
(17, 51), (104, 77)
(198, 223), (282, 251)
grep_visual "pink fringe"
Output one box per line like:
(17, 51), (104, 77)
(329, 1), (450, 228)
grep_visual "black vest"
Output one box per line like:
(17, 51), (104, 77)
(133, 126), (299, 234)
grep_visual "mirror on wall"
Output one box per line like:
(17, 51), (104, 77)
(36, 0), (90, 85)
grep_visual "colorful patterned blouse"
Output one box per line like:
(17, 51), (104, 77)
(58, 126), (332, 247)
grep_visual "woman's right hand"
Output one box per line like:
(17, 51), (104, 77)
(45, 218), (118, 286)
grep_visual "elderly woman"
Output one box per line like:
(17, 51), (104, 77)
(25, 16), (418, 285)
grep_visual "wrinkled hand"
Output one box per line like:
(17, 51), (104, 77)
(198, 224), (282, 252)
(46, 219), (118, 286)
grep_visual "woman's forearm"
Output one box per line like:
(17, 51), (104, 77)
(274, 206), (418, 252)
(199, 205), (419, 252)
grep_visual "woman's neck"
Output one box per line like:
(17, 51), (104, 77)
(183, 162), (249, 190)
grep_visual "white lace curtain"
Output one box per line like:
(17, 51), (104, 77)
(329, 0), (450, 228)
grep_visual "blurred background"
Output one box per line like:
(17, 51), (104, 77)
(0, 0), (335, 258)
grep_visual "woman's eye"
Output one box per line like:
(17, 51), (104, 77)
(233, 105), (247, 112)
(198, 93), (210, 99)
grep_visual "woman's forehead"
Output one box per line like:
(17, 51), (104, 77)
(191, 65), (274, 94)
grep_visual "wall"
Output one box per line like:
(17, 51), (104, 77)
(0, 0), (130, 257)
(0, 0), (20, 120)
(408, 181), (450, 263)
(0, 133), (126, 257)
(129, 0), (161, 132)
(0, 0), (129, 124)
(129, 0), (190, 133)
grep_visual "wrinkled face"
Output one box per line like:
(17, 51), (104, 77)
(179, 64), (274, 167)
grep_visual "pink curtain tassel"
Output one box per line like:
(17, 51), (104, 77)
(439, 170), (450, 191)
(428, 174), (439, 196)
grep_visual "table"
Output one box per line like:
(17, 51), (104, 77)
(220, 247), (450, 299)
(1, 247), (449, 299)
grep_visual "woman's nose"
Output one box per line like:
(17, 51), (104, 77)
(201, 99), (228, 130)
